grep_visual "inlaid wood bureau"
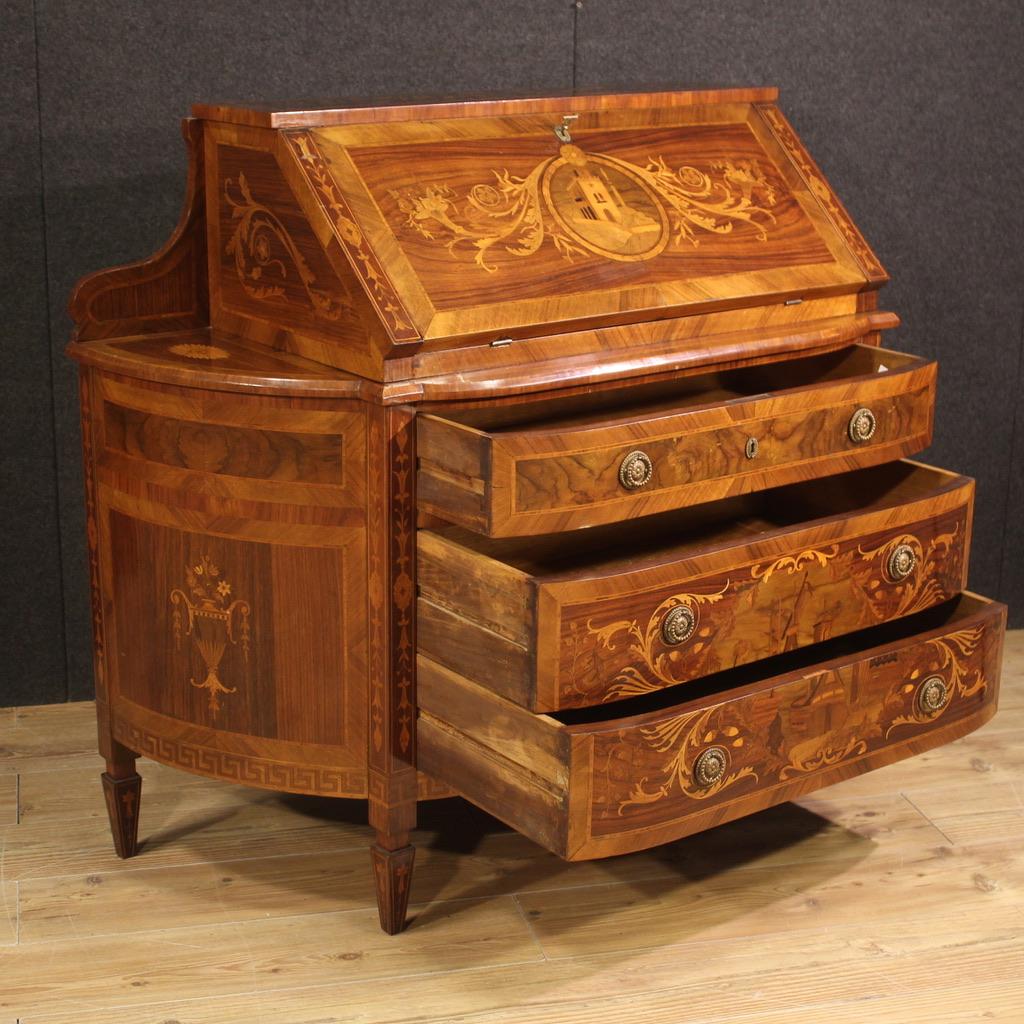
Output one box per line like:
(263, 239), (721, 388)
(68, 87), (1006, 934)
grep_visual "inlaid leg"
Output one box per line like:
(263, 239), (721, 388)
(370, 840), (416, 935)
(101, 746), (142, 859)
(366, 404), (419, 934)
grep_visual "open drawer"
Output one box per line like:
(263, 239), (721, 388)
(417, 344), (936, 536)
(418, 594), (1005, 860)
(419, 461), (973, 711)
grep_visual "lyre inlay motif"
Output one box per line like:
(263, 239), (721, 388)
(392, 144), (778, 272)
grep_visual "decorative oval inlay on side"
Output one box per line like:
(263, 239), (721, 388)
(168, 342), (230, 361)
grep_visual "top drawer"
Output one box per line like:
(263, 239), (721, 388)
(418, 344), (935, 536)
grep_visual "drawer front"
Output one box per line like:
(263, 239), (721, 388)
(418, 595), (1005, 860)
(418, 345), (936, 537)
(560, 500), (970, 709)
(418, 464), (973, 711)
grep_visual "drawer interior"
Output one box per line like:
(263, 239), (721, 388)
(424, 460), (966, 578)
(424, 344), (922, 433)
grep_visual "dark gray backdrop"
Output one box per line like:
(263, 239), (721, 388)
(2, 0), (1021, 707)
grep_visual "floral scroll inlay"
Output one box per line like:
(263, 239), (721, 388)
(857, 528), (959, 617)
(886, 625), (987, 737)
(750, 546), (839, 583)
(589, 584), (729, 701)
(392, 143), (778, 272)
(224, 172), (349, 321)
(617, 707), (756, 814)
(170, 555), (251, 719)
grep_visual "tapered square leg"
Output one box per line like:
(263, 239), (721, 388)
(101, 770), (142, 858)
(371, 842), (416, 934)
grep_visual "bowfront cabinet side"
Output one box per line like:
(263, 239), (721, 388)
(69, 88), (1003, 936)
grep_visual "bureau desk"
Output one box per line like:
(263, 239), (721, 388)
(68, 87), (1005, 934)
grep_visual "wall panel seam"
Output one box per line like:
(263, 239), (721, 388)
(31, 0), (71, 702)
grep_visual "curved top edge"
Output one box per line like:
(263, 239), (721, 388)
(192, 86), (780, 129)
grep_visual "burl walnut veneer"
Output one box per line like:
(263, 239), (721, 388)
(68, 87), (1004, 935)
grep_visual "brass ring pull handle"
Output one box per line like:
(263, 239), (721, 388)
(886, 543), (918, 582)
(693, 746), (730, 788)
(848, 407), (877, 444)
(619, 450), (654, 490)
(662, 603), (697, 646)
(917, 675), (949, 717)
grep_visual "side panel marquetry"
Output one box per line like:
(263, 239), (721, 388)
(212, 143), (358, 335)
(106, 513), (363, 752)
(89, 371), (371, 797)
(204, 124), (398, 378)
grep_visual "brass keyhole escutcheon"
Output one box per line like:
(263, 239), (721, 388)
(662, 603), (697, 646)
(745, 436), (759, 459)
(693, 746), (730, 788)
(886, 543), (918, 582)
(848, 407), (877, 444)
(619, 450), (654, 490)
(917, 675), (949, 717)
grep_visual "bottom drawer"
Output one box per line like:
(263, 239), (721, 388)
(418, 593), (1004, 860)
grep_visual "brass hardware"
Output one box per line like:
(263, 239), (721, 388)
(886, 543), (918, 582)
(661, 604), (697, 646)
(619, 450), (654, 490)
(784, 297), (803, 306)
(848, 407), (877, 443)
(489, 337), (514, 348)
(693, 746), (730, 788)
(917, 675), (949, 717)
(553, 114), (579, 144)
(745, 436), (760, 459)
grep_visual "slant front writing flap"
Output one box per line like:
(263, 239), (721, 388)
(286, 101), (884, 342)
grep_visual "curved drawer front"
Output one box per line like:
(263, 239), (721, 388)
(418, 463), (973, 711)
(418, 344), (935, 537)
(417, 594), (1005, 860)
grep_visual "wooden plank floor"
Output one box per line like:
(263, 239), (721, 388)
(1, 631), (1022, 1024)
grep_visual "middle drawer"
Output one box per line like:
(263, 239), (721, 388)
(418, 461), (972, 712)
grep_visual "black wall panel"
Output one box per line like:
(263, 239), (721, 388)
(33, 0), (575, 700)
(1001, 336), (1024, 613)
(575, 0), (1024, 619)
(0, 0), (68, 704)
(0, 0), (1021, 707)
